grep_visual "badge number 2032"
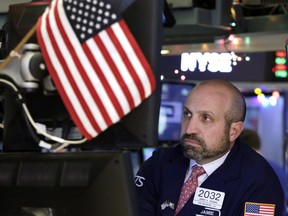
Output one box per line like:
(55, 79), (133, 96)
(193, 187), (225, 210)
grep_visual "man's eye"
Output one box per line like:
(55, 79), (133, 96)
(183, 110), (191, 118)
(202, 114), (212, 121)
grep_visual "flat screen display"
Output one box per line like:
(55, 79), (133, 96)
(158, 82), (195, 144)
(0, 151), (140, 216)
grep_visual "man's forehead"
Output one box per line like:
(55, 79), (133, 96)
(189, 85), (231, 100)
(186, 87), (231, 112)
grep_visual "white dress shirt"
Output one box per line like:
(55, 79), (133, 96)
(184, 151), (230, 185)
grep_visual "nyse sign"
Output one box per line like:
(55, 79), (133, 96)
(161, 51), (275, 82)
(180, 52), (233, 73)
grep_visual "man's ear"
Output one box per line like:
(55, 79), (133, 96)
(229, 122), (244, 142)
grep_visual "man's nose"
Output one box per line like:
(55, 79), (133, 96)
(184, 117), (200, 134)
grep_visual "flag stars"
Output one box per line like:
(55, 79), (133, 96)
(103, 19), (108, 24)
(88, 28), (93, 34)
(106, 4), (111, 9)
(111, 14), (117, 19)
(65, 0), (120, 42)
(91, 7), (97, 12)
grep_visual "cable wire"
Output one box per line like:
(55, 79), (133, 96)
(0, 78), (87, 151)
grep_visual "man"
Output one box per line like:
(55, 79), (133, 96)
(135, 80), (284, 216)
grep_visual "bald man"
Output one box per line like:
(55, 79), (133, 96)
(135, 80), (284, 216)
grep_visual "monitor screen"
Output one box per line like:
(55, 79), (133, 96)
(0, 151), (139, 216)
(158, 82), (195, 144)
(142, 146), (157, 161)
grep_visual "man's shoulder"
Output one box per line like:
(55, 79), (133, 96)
(152, 144), (183, 161)
(235, 141), (280, 178)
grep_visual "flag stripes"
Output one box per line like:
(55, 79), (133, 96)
(36, 0), (155, 139)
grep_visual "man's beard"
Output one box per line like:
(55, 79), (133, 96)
(180, 127), (231, 161)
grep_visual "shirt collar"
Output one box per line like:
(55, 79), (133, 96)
(189, 150), (230, 176)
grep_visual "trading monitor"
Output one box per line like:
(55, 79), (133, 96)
(0, 151), (139, 216)
(158, 81), (195, 145)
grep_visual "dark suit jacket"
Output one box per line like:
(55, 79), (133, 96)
(135, 140), (284, 216)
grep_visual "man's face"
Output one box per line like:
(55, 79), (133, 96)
(180, 85), (233, 164)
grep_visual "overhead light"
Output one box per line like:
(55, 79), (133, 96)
(161, 49), (170, 55)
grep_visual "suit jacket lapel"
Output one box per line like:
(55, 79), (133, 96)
(161, 154), (189, 215)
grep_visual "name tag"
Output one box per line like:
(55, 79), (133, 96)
(193, 187), (225, 210)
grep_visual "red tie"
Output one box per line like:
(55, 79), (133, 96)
(175, 165), (206, 215)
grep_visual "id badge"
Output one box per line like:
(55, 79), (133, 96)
(193, 187), (225, 210)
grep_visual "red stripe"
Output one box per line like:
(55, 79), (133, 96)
(94, 30), (135, 110)
(107, 21), (145, 101)
(120, 20), (156, 93)
(36, 15), (92, 139)
(82, 41), (124, 119)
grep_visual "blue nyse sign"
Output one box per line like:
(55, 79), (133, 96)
(161, 52), (277, 82)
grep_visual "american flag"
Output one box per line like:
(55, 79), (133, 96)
(36, 0), (155, 139)
(244, 202), (275, 216)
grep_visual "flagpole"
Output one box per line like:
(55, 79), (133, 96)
(0, 24), (37, 71)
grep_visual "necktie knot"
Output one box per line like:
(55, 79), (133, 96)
(190, 165), (206, 179)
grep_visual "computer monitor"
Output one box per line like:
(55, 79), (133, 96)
(2, 0), (163, 151)
(0, 151), (139, 216)
(158, 81), (195, 144)
(142, 146), (157, 161)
